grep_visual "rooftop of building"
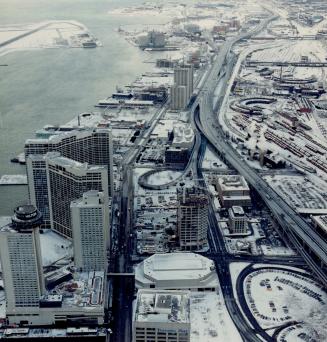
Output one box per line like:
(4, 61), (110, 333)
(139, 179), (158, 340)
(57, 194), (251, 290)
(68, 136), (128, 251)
(25, 127), (111, 145)
(42, 270), (105, 310)
(45, 152), (106, 172)
(172, 124), (194, 146)
(135, 253), (218, 286)
(311, 215), (327, 233)
(0, 327), (107, 339)
(230, 206), (245, 217)
(217, 175), (250, 191)
(70, 190), (106, 208)
(134, 289), (190, 324)
(177, 186), (208, 205)
(151, 120), (191, 140)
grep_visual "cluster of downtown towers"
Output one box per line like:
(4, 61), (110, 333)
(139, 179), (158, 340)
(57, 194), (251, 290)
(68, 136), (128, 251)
(0, 128), (113, 324)
(0, 65), (210, 328)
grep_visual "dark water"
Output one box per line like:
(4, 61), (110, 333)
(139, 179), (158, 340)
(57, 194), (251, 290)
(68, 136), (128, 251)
(0, 0), (168, 214)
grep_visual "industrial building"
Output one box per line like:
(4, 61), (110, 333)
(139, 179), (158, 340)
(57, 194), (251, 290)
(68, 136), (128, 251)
(311, 215), (327, 239)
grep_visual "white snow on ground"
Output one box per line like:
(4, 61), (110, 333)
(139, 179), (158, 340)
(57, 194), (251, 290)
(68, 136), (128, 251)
(260, 245), (295, 256)
(202, 145), (228, 170)
(0, 20), (96, 57)
(250, 40), (327, 63)
(229, 262), (254, 328)
(190, 292), (242, 342)
(276, 323), (324, 342)
(244, 267), (327, 332)
(39, 229), (72, 267)
(230, 262), (252, 297)
(264, 175), (327, 211)
(231, 263), (327, 339)
(109, 3), (185, 19)
(147, 170), (182, 185)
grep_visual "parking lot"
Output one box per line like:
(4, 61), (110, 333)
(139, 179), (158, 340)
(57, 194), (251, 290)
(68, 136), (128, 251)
(243, 267), (327, 331)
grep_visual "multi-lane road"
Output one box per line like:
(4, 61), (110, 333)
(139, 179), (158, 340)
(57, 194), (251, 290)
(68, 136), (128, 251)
(190, 16), (327, 288)
(112, 13), (327, 342)
(188, 13), (327, 341)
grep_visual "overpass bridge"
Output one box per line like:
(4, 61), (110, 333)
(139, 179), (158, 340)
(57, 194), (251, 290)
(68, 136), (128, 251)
(193, 87), (327, 290)
(188, 17), (327, 287)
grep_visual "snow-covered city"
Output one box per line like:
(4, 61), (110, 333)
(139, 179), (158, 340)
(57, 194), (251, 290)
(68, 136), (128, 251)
(0, 0), (326, 341)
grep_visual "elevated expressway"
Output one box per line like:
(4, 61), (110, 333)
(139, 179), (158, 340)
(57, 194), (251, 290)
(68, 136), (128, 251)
(190, 18), (327, 287)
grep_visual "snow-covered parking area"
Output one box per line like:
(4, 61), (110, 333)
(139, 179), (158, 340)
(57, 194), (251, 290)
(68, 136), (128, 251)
(190, 292), (242, 342)
(243, 267), (327, 339)
(276, 323), (322, 342)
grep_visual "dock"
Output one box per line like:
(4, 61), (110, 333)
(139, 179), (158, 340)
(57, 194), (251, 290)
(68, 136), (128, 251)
(0, 175), (27, 185)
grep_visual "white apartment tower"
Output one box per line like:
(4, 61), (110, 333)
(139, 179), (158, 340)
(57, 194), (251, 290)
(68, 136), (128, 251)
(170, 65), (194, 110)
(26, 154), (50, 225)
(25, 128), (114, 226)
(46, 152), (109, 238)
(0, 205), (44, 314)
(170, 85), (188, 110)
(177, 186), (209, 251)
(174, 65), (194, 100)
(71, 191), (109, 272)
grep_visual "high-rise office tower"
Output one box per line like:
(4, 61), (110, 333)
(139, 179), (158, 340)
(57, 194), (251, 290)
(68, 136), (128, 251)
(174, 65), (194, 101)
(71, 191), (109, 272)
(26, 154), (51, 225)
(46, 152), (109, 238)
(228, 206), (247, 234)
(25, 128), (114, 223)
(177, 186), (209, 251)
(0, 205), (44, 313)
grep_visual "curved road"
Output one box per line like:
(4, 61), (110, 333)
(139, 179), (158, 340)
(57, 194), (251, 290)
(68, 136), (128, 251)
(191, 15), (327, 287)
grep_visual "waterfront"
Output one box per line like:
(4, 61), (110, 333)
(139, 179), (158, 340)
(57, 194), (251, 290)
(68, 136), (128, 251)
(0, 0), (168, 215)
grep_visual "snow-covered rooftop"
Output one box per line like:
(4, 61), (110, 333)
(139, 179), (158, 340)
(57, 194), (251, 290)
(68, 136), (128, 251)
(134, 289), (190, 324)
(135, 253), (219, 290)
(217, 175), (250, 192)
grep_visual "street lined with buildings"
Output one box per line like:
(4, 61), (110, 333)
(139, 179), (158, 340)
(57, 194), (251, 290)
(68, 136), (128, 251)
(0, 0), (327, 341)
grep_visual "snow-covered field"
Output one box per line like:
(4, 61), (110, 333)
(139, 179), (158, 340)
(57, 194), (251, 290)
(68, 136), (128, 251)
(190, 292), (242, 342)
(0, 20), (98, 57)
(202, 145), (228, 170)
